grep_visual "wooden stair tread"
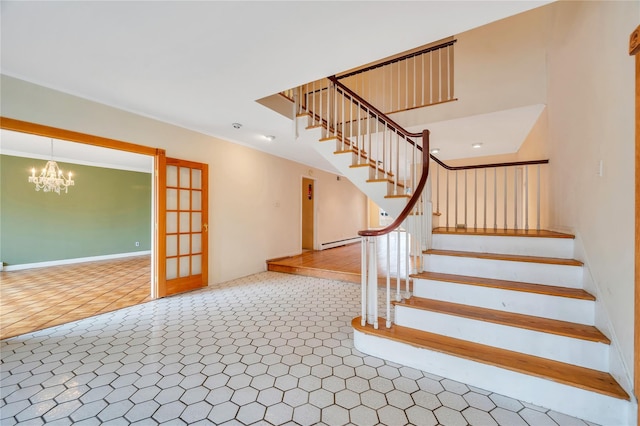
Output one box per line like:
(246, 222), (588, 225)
(394, 297), (609, 343)
(352, 317), (629, 401)
(366, 178), (406, 189)
(424, 249), (583, 266)
(433, 227), (575, 239)
(410, 271), (595, 300)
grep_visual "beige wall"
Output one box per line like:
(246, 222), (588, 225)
(430, 110), (550, 230)
(1, 75), (367, 284)
(401, 4), (549, 128)
(545, 1), (637, 389)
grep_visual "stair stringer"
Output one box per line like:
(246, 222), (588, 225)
(573, 230), (637, 408)
(296, 116), (411, 221)
(353, 329), (632, 426)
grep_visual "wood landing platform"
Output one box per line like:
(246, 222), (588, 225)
(267, 228), (573, 283)
(267, 240), (416, 285)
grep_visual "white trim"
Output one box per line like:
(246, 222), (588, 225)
(320, 237), (361, 250)
(3, 251), (151, 271)
(1, 149), (153, 173)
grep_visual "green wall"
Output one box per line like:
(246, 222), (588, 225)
(0, 154), (151, 266)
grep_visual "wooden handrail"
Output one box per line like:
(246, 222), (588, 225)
(308, 78), (548, 238)
(430, 156), (549, 171)
(359, 129), (430, 237)
(336, 40), (456, 80)
(328, 76), (423, 140)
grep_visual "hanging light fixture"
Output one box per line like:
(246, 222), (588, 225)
(28, 139), (75, 194)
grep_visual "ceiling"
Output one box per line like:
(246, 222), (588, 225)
(0, 1), (551, 171)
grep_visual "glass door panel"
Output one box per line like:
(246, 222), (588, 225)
(160, 158), (208, 296)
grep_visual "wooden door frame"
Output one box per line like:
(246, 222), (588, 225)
(0, 117), (166, 297)
(301, 175), (317, 251)
(630, 25), (640, 418)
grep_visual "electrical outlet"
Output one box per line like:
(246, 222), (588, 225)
(135, 241), (140, 247)
(598, 160), (604, 177)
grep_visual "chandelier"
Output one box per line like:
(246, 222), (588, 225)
(28, 139), (75, 194)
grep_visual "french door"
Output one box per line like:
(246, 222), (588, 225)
(157, 156), (208, 297)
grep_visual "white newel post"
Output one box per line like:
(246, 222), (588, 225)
(367, 237), (378, 329)
(424, 173), (433, 251)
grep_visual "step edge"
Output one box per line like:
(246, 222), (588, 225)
(393, 297), (609, 344)
(352, 317), (629, 401)
(410, 272), (595, 301)
(423, 249), (584, 266)
(432, 227), (575, 239)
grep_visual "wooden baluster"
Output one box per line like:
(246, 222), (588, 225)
(446, 169), (450, 228)
(396, 229), (401, 302)
(525, 165), (529, 231)
(514, 166), (518, 230)
(455, 170), (458, 228)
(504, 167), (508, 230)
(474, 169), (477, 230)
(537, 164), (541, 231)
(464, 170), (467, 228)
(436, 163), (440, 215)
(494, 168), (498, 229)
(372, 237), (378, 330)
(483, 169), (487, 230)
(361, 237), (367, 327)
(386, 233), (391, 328)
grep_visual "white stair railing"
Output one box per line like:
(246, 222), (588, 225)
(288, 75), (549, 331)
(336, 39), (456, 115)
(292, 76), (431, 330)
(430, 158), (549, 231)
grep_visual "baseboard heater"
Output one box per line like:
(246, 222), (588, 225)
(320, 237), (361, 250)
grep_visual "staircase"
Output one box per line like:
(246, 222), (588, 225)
(288, 74), (633, 424)
(353, 228), (630, 425)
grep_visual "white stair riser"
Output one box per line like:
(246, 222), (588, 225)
(354, 330), (632, 426)
(423, 254), (583, 288)
(432, 234), (574, 258)
(394, 305), (608, 371)
(412, 279), (595, 325)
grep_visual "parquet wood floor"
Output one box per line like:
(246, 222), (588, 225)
(0, 256), (151, 340)
(267, 231), (418, 284)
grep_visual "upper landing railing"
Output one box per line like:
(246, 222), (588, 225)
(431, 157), (549, 231)
(283, 39), (457, 117)
(336, 39), (456, 114)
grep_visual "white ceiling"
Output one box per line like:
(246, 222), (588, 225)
(0, 1), (551, 171)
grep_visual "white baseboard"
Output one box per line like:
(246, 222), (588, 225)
(2, 251), (151, 271)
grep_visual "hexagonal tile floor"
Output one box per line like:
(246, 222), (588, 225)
(1, 272), (597, 425)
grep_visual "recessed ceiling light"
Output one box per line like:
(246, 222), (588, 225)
(264, 135), (275, 142)
(430, 148), (440, 154)
(471, 143), (483, 149)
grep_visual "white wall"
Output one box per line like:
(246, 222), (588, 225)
(545, 1), (637, 388)
(1, 75), (367, 284)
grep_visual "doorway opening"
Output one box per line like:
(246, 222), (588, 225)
(0, 118), (159, 338)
